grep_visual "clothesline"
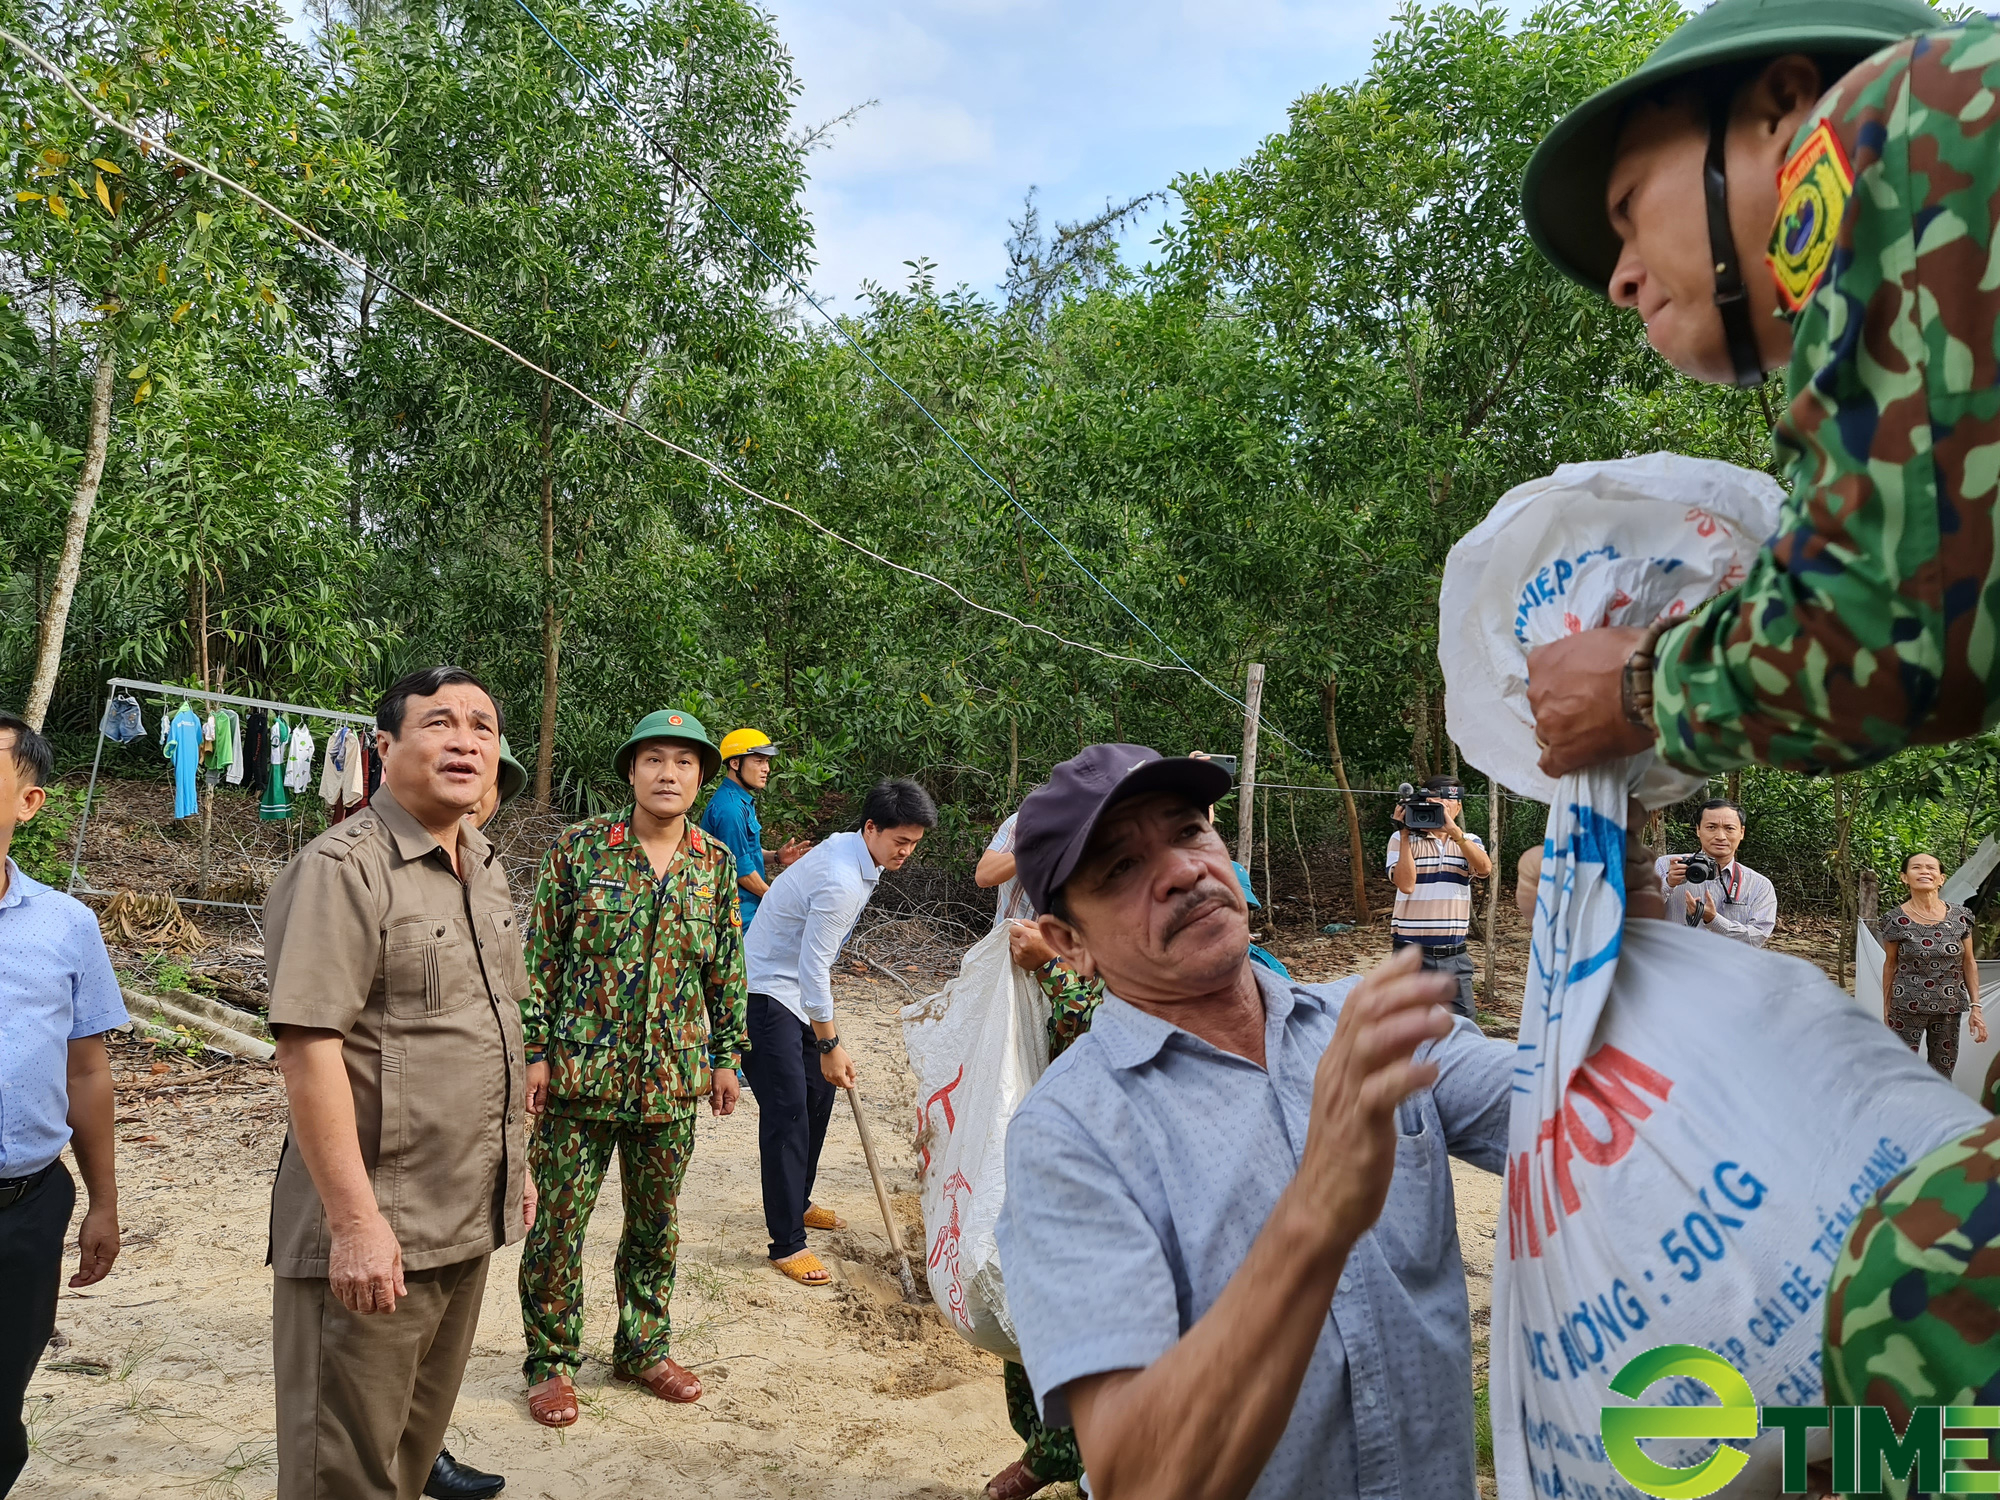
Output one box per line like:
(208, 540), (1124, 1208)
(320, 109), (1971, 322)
(69, 678), (380, 913)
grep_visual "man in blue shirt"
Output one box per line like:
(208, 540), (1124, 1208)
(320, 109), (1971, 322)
(0, 712), (125, 1497)
(699, 729), (812, 932)
(996, 744), (1511, 1499)
(740, 778), (934, 1289)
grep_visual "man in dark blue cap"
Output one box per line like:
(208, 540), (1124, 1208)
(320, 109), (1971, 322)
(994, 745), (1513, 1499)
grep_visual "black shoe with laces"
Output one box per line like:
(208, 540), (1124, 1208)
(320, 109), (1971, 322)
(425, 1449), (505, 1500)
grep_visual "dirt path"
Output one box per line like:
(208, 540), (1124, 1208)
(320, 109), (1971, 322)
(21, 948), (1504, 1500)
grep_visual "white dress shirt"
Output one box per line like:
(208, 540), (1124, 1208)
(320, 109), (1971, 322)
(1652, 854), (1777, 946)
(742, 830), (883, 1024)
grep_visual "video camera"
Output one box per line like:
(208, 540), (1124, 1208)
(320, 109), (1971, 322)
(1397, 782), (1460, 832)
(1680, 852), (1720, 885)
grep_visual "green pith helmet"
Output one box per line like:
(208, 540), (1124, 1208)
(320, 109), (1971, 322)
(613, 709), (721, 785)
(495, 734), (528, 805)
(1522, 0), (1942, 293)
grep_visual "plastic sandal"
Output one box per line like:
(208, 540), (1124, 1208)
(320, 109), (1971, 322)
(614, 1357), (703, 1404)
(802, 1204), (847, 1231)
(770, 1249), (832, 1286)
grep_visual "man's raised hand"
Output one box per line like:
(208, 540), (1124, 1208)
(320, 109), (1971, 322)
(1292, 946), (1455, 1251)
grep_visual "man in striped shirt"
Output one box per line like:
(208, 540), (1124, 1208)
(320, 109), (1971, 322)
(1386, 777), (1491, 1022)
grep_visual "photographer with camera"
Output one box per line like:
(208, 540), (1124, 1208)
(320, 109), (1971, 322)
(1652, 799), (1775, 948)
(1386, 775), (1492, 1021)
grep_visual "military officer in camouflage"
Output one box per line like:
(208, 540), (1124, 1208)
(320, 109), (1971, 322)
(1517, 0), (2000, 783)
(516, 709), (748, 1428)
(1521, 0), (2000, 1475)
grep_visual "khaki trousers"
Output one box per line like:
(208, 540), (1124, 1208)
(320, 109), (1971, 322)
(273, 1255), (488, 1500)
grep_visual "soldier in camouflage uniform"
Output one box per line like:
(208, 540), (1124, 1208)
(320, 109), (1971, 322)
(516, 710), (748, 1426)
(1823, 1113), (2000, 1498)
(1516, 0), (2000, 784)
(1521, 9), (2000, 1488)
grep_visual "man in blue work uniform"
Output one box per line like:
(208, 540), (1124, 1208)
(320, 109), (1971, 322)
(699, 729), (810, 931)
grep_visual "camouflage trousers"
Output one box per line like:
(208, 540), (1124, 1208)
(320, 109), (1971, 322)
(520, 1108), (695, 1383)
(1003, 1359), (1083, 1483)
(1824, 1114), (2000, 1498)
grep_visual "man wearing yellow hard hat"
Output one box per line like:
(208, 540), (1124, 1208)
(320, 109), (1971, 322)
(698, 728), (813, 933)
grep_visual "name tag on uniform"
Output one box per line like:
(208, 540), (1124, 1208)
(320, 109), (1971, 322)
(588, 878), (626, 892)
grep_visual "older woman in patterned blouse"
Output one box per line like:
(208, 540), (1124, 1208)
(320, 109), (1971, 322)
(1881, 851), (1986, 1078)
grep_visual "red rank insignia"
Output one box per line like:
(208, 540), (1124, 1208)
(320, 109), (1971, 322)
(609, 823), (627, 847)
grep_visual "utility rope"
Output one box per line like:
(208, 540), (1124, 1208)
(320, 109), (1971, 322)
(0, 26), (1175, 675)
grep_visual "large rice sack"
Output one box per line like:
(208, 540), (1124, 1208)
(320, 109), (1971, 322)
(1440, 454), (1986, 1499)
(899, 925), (1050, 1360)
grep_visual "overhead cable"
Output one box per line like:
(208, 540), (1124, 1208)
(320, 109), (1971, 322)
(0, 25), (1177, 676)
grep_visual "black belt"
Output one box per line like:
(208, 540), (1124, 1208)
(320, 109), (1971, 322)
(1394, 939), (1468, 958)
(0, 1161), (56, 1210)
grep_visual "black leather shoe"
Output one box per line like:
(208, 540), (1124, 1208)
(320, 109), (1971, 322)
(425, 1449), (505, 1500)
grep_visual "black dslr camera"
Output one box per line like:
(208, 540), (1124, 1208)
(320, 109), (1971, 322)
(1680, 852), (1720, 885)
(1397, 782), (1457, 832)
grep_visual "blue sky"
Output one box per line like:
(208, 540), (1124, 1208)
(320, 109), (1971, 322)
(768, 0), (1428, 308)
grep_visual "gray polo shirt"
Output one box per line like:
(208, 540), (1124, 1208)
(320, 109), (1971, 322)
(996, 966), (1511, 1498)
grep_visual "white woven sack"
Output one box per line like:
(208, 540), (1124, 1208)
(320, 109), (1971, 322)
(900, 925), (1050, 1360)
(1440, 455), (1986, 1499)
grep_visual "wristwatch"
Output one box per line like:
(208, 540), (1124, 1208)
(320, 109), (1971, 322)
(1621, 620), (1673, 729)
(815, 1034), (841, 1055)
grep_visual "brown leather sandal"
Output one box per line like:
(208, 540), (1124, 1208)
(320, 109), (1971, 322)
(771, 1249), (832, 1286)
(526, 1372), (579, 1428)
(985, 1459), (1048, 1499)
(802, 1203), (847, 1231)
(613, 1356), (703, 1404)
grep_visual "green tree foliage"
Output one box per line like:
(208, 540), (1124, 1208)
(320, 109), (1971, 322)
(4, 0), (1981, 917)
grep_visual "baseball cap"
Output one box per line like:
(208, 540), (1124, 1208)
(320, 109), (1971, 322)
(1013, 744), (1234, 915)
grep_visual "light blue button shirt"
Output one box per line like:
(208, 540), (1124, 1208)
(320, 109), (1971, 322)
(0, 858), (128, 1177)
(996, 966), (1511, 1499)
(741, 830), (881, 1025)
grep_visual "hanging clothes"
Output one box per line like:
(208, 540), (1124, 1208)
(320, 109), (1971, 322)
(363, 740), (382, 803)
(284, 722), (316, 794)
(221, 709), (245, 785)
(260, 716), (292, 821)
(99, 690), (147, 745)
(165, 704), (202, 819)
(318, 726), (368, 817)
(246, 708), (271, 789)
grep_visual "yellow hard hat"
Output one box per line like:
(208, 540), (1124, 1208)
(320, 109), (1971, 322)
(718, 728), (777, 762)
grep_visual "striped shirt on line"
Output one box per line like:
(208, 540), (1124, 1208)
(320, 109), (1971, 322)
(1387, 830), (1483, 946)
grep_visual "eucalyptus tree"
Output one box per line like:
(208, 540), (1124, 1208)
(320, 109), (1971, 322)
(0, 0), (388, 726)
(340, 0), (811, 803)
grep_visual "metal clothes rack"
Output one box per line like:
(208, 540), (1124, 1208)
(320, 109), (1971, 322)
(68, 676), (376, 914)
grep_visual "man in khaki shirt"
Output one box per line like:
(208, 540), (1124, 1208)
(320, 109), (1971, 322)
(265, 666), (533, 1500)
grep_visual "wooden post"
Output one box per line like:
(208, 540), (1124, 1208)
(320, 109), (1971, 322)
(1236, 663), (1264, 868)
(1835, 779), (1854, 990)
(1261, 785), (1274, 926)
(1324, 673), (1370, 925)
(1484, 777), (1503, 1012)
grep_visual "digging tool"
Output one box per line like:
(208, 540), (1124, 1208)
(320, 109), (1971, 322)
(846, 1084), (918, 1301)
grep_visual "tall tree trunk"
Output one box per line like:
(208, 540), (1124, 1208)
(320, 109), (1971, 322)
(1007, 712), (1019, 803)
(1324, 674), (1371, 925)
(26, 347), (116, 730)
(534, 373), (561, 807)
(1409, 685), (1432, 782)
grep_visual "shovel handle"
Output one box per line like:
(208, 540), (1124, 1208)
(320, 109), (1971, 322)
(847, 1084), (918, 1297)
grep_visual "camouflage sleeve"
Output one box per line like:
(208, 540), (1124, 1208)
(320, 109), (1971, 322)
(522, 835), (573, 1054)
(705, 847), (749, 1070)
(1654, 29), (2000, 775)
(1038, 961), (1104, 1063)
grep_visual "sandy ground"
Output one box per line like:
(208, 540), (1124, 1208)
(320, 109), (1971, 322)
(18, 926), (1507, 1500)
